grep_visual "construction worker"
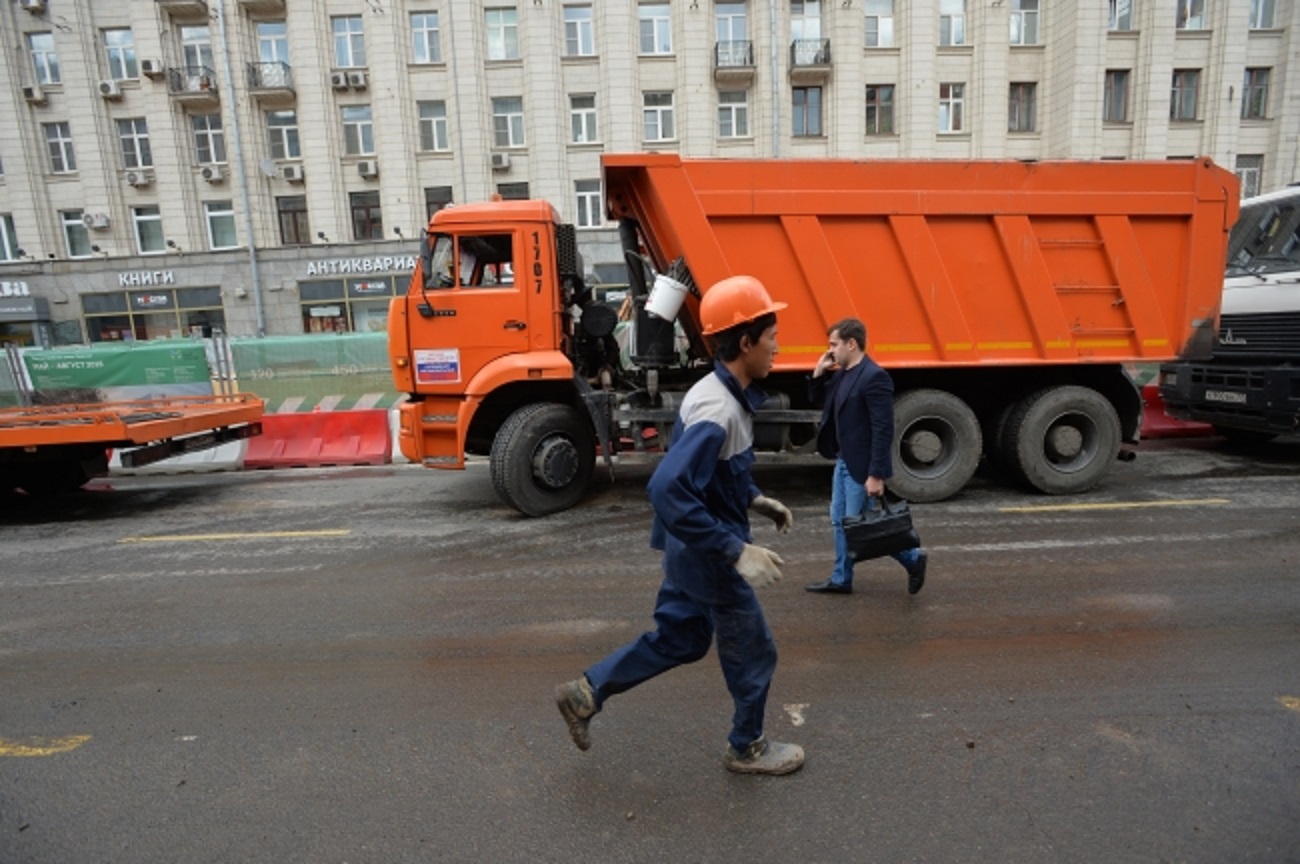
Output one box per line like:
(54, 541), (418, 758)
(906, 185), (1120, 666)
(555, 275), (805, 776)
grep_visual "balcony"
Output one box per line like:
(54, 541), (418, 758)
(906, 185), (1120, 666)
(789, 38), (832, 83)
(237, 0), (284, 12)
(155, 0), (208, 17)
(714, 40), (755, 83)
(166, 65), (219, 107)
(247, 61), (294, 105)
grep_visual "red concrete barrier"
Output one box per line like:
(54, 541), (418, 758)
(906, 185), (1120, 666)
(245, 409), (391, 468)
(1140, 384), (1214, 439)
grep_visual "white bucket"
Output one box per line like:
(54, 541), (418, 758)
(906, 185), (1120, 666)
(645, 274), (689, 321)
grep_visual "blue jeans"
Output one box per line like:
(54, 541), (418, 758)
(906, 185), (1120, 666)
(584, 576), (777, 753)
(830, 458), (920, 586)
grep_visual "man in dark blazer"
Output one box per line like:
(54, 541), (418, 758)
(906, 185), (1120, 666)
(805, 318), (926, 595)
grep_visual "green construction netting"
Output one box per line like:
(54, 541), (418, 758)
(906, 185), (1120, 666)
(228, 333), (403, 412)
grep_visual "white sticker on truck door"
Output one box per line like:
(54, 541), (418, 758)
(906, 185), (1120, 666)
(414, 349), (461, 384)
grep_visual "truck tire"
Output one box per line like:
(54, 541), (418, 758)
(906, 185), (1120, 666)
(1004, 386), (1120, 495)
(887, 389), (982, 502)
(15, 460), (89, 497)
(490, 403), (596, 517)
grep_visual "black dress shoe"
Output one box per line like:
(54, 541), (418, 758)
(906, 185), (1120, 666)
(907, 550), (928, 595)
(805, 579), (852, 595)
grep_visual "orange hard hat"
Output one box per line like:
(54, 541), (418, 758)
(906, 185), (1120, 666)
(699, 275), (787, 336)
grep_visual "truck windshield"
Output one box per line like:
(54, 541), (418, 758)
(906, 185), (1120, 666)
(1225, 195), (1300, 277)
(427, 235), (456, 289)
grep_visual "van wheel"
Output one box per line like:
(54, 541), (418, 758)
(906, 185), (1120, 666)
(491, 403), (595, 517)
(887, 389), (982, 502)
(1005, 386), (1120, 495)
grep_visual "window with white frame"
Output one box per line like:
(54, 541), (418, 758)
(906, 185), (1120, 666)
(575, 179), (602, 228)
(132, 206), (165, 255)
(104, 29), (138, 80)
(1104, 69), (1130, 122)
(181, 25), (214, 72)
(1, 215), (18, 262)
(117, 118), (152, 169)
(492, 97), (525, 147)
(718, 91), (749, 138)
(267, 110), (300, 160)
(793, 86), (823, 136)
(1170, 69), (1199, 120)
(28, 33), (60, 86)
(643, 91), (675, 141)
(1235, 155), (1263, 199)
(564, 5), (595, 56)
(192, 114), (226, 164)
(639, 4), (672, 54)
(205, 201), (238, 249)
(61, 211), (91, 258)
(341, 105), (375, 155)
(1249, 0), (1275, 28)
(865, 0), (894, 48)
(44, 123), (76, 174)
(939, 83), (965, 132)
(1008, 82), (1037, 131)
(716, 2), (748, 65)
(939, 0), (966, 46)
(256, 21), (289, 65)
(333, 16), (366, 67)
(1010, 0), (1039, 45)
(865, 84), (894, 135)
(570, 94), (599, 143)
(486, 8), (520, 61)
(1242, 68), (1270, 119)
(418, 101), (450, 151)
(1175, 0), (1204, 30)
(791, 0), (823, 63)
(412, 12), (442, 63)
(1108, 0), (1133, 30)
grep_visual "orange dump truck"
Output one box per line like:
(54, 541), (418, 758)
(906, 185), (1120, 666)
(389, 154), (1237, 516)
(0, 394), (263, 496)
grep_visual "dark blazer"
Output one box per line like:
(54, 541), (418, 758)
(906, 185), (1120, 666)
(808, 356), (896, 484)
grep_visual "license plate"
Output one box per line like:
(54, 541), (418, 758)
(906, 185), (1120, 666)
(1204, 389), (1247, 404)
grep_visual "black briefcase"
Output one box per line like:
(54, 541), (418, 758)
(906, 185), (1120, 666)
(842, 496), (920, 563)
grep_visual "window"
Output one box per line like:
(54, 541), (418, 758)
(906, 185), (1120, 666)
(132, 206), (165, 255)
(1, 215), (17, 262)
(277, 195), (310, 245)
(575, 179), (602, 229)
(341, 105), (375, 156)
(793, 86), (823, 137)
(267, 110), (300, 160)
(412, 12), (441, 63)
(643, 91), (675, 141)
(1104, 69), (1130, 122)
(205, 201), (237, 250)
(192, 114), (226, 164)
(639, 3), (672, 54)
(716, 2), (749, 65)
(570, 94), (599, 143)
(486, 8), (520, 61)
(1242, 68), (1270, 119)
(1108, 0), (1133, 31)
(180, 26), (214, 72)
(44, 123), (76, 174)
(497, 183), (530, 200)
(865, 85), (894, 135)
(718, 91), (749, 138)
(418, 101), (450, 151)
(1010, 0), (1039, 45)
(1008, 83), (1037, 131)
(865, 0), (894, 48)
(564, 6), (595, 56)
(425, 186), (454, 219)
(257, 21), (289, 65)
(939, 83), (965, 132)
(1249, 0), (1275, 28)
(299, 278), (399, 334)
(1235, 155), (1263, 199)
(940, 0), (966, 46)
(1175, 0), (1204, 30)
(333, 16), (366, 67)
(492, 97), (526, 147)
(351, 191), (383, 240)
(1170, 69), (1199, 120)
(28, 33), (60, 86)
(84, 288), (225, 342)
(62, 211), (91, 259)
(104, 29), (138, 80)
(117, 119), (152, 170)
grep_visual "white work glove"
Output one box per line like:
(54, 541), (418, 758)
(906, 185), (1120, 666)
(734, 544), (785, 589)
(750, 495), (793, 533)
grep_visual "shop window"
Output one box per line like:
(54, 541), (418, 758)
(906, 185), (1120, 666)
(82, 287), (225, 342)
(299, 276), (398, 333)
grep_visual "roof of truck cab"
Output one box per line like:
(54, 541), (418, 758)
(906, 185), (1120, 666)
(429, 200), (559, 228)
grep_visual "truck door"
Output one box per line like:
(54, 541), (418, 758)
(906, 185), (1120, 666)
(410, 231), (529, 391)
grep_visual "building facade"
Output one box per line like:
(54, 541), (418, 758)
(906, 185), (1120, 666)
(1, 0), (1297, 345)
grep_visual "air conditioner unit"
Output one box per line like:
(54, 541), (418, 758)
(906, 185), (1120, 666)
(282, 164), (305, 182)
(200, 164), (225, 183)
(347, 71), (368, 90)
(490, 152), (511, 171)
(20, 0), (46, 13)
(329, 71), (349, 90)
(141, 59), (164, 79)
(99, 79), (123, 100)
(22, 85), (46, 105)
(81, 212), (111, 230)
(125, 169), (154, 188)
(357, 159), (379, 179)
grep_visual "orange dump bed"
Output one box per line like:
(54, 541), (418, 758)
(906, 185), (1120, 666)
(603, 154), (1238, 370)
(0, 394), (263, 448)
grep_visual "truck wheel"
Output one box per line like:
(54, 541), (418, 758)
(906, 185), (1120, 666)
(1005, 386), (1120, 495)
(887, 389), (982, 502)
(490, 403), (596, 517)
(1212, 425), (1277, 446)
(16, 460), (90, 497)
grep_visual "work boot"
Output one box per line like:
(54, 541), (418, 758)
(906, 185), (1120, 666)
(906, 550), (928, 595)
(723, 735), (805, 776)
(555, 676), (597, 751)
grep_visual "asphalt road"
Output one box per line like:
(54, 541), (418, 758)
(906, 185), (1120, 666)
(2, 438), (1298, 864)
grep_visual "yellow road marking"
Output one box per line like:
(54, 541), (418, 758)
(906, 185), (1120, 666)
(119, 529), (351, 543)
(999, 498), (1229, 513)
(0, 735), (91, 757)
(1278, 696), (1300, 713)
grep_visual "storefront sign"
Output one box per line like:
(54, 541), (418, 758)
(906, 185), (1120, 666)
(305, 255), (416, 277)
(348, 278), (391, 295)
(118, 270), (176, 287)
(1, 281), (31, 298)
(131, 291), (176, 310)
(0, 296), (49, 322)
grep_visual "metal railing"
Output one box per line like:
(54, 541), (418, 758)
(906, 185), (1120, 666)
(790, 38), (832, 67)
(247, 61), (293, 91)
(166, 64), (218, 96)
(714, 40), (754, 69)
